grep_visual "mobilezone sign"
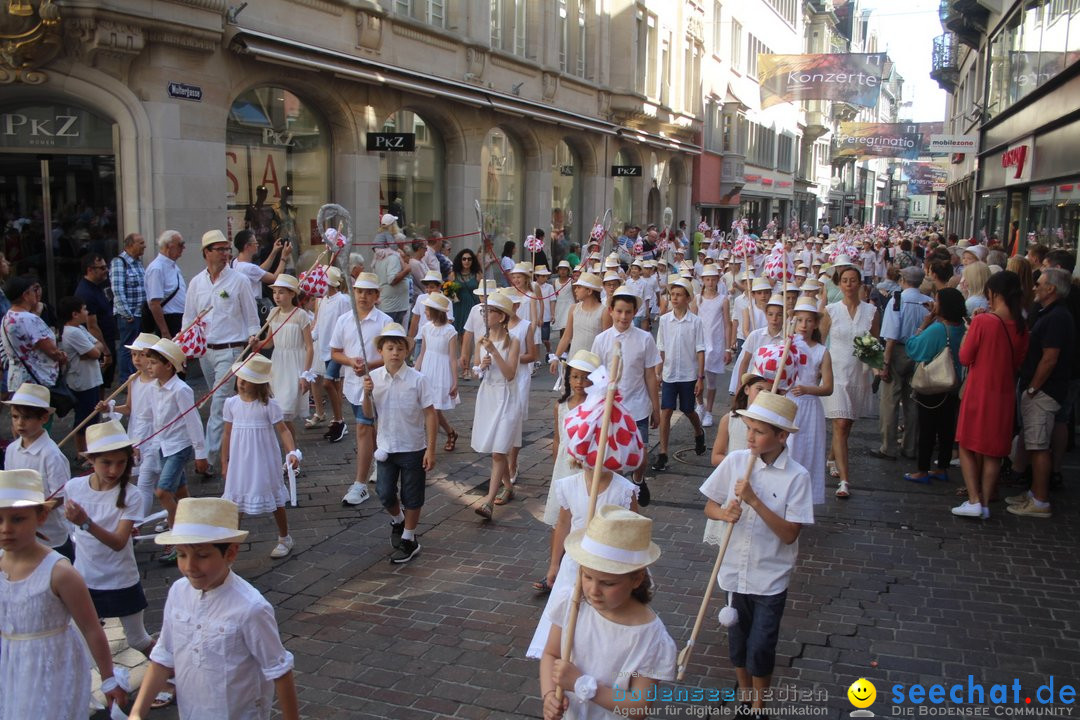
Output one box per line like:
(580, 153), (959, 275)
(928, 134), (979, 153)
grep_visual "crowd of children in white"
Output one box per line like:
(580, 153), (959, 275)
(2, 218), (943, 720)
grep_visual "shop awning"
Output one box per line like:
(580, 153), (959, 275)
(229, 29), (700, 154)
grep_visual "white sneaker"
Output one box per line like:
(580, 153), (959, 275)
(342, 483), (370, 506)
(702, 411), (714, 428)
(270, 536), (294, 558)
(951, 500), (984, 518)
(694, 402), (705, 417)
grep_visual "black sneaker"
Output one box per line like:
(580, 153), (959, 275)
(651, 453), (668, 472)
(322, 422), (337, 440)
(636, 480), (651, 507)
(390, 539), (421, 564)
(695, 432), (707, 456)
(390, 521), (405, 549)
(327, 421), (348, 443)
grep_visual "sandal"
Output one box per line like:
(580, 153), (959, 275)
(304, 414), (325, 429)
(494, 486), (514, 505)
(444, 429), (458, 452)
(151, 691), (176, 709)
(474, 502), (493, 520)
(835, 480), (850, 499)
(827, 461), (840, 479)
(532, 577), (553, 594)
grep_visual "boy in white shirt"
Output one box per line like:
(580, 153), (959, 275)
(361, 323), (437, 563)
(699, 392), (813, 716)
(59, 296), (105, 452)
(652, 277), (707, 472)
(131, 498), (298, 720)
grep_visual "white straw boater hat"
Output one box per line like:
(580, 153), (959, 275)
(472, 279), (499, 297)
(375, 322), (409, 348)
(793, 298), (820, 315)
(353, 272), (380, 290)
(737, 391), (799, 433)
(422, 293), (451, 314)
(610, 286), (641, 310)
(799, 278), (822, 292)
(82, 419), (135, 455)
(751, 277), (774, 293)
(602, 270), (622, 284)
(150, 338), (186, 373)
(124, 332), (160, 352)
(3, 382), (53, 410)
(421, 270), (443, 285)
(565, 505), (661, 574)
(484, 291), (515, 317)
(271, 274), (299, 293)
(326, 266), (344, 287)
(510, 262), (532, 276)
(156, 498), (249, 545)
(567, 349), (601, 373)
(232, 354), (272, 385)
(0, 469), (55, 508)
(701, 265), (720, 277)
(573, 272), (602, 292)
(201, 229), (228, 250)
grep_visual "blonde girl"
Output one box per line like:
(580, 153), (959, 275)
(415, 293), (461, 451)
(786, 299), (834, 505)
(263, 275), (315, 439)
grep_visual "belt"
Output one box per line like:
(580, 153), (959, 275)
(206, 342), (247, 350)
(2, 624), (68, 641)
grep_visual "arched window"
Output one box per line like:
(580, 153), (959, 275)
(613, 148), (637, 227)
(481, 127), (523, 258)
(379, 110), (445, 235)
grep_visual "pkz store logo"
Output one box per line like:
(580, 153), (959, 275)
(848, 676), (1077, 717)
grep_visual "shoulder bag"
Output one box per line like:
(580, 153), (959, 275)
(1, 317), (76, 417)
(912, 323), (959, 398)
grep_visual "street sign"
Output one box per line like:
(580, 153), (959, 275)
(167, 82), (203, 102)
(367, 133), (416, 151)
(611, 165), (642, 177)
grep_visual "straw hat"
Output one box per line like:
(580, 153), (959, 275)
(567, 349), (601, 373)
(3, 382), (53, 410)
(799, 278), (822, 292)
(380, 213), (398, 227)
(150, 338), (186, 373)
(766, 294), (785, 308)
(484, 292), (515, 317)
(602, 270), (622, 284)
(0, 469), (54, 508)
(326, 266), (344, 287)
(643, 260), (657, 268)
(669, 277), (693, 294)
(422, 293), (451, 314)
(83, 419), (134, 454)
(610, 286), (641, 310)
(963, 245), (988, 262)
(751, 277), (773, 293)
(574, 272), (602, 292)
(701, 265), (720, 277)
(233, 354), (272, 385)
(534, 265), (551, 276)
(500, 288), (525, 305)
(201, 229), (228, 250)
(421, 270), (443, 285)
(271, 274), (299, 293)
(353, 272), (380, 290)
(472, 279), (500, 297)
(510, 262), (532, 276)
(737, 391), (799, 433)
(631, 259), (643, 269)
(156, 498), (249, 545)
(830, 254), (858, 272)
(557, 260), (572, 270)
(375, 322), (409, 348)
(564, 505), (661, 574)
(657, 259), (669, 267)
(124, 332), (160, 352)
(793, 298), (820, 314)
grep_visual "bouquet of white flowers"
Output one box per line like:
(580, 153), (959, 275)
(853, 333), (885, 370)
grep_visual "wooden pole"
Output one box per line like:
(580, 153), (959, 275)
(57, 372), (138, 448)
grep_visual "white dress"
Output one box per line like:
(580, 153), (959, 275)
(510, 320), (533, 437)
(0, 551), (92, 720)
(541, 592), (677, 718)
(419, 323), (460, 411)
(568, 303), (603, 357)
(543, 401), (578, 526)
(268, 308), (311, 420)
(696, 292), (728, 374)
(222, 396), (287, 515)
(128, 375), (159, 472)
(822, 301), (876, 420)
(527, 472), (638, 659)
(788, 342), (828, 504)
(553, 278), (575, 331)
(470, 345), (520, 454)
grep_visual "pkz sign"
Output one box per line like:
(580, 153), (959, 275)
(367, 133), (416, 152)
(611, 165), (642, 177)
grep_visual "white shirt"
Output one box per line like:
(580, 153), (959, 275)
(183, 266), (260, 344)
(624, 277), (648, 318)
(741, 324), (785, 377)
(313, 292), (352, 361)
(145, 253), (187, 313)
(64, 474), (142, 590)
(656, 309), (705, 383)
(5, 433), (70, 548)
(643, 274), (661, 313)
(61, 324), (102, 392)
(463, 303), (485, 337)
(591, 325), (661, 421)
(152, 374), (207, 460)
(699, 449), (814, 596)
(364, 365), (434, 453)
(151, 572), (294, 720)
(231, 260), (266, 299)
(411, 293), (455, 335)
(329, 307), (393, 405)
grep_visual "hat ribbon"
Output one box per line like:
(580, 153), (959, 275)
(168, 522), (238, 539)
(86, 433), (131, 452)
(580, 535), (652, 565)
(0, 488), (42, 502)
(745, 405), (792, 429)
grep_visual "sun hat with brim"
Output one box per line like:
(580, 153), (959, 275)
(564, 505), (661, 574)
(0, 469), (54, 508)
(737, 391), (799, 433)
(472, 280), (500, 297)
(326, 266), (344, 287)
(631, 260), (643, 268)
(156, 497), (249, 545)
(124, 332), (160, 352)
(82, 419), (134, 455)
(793, 298), (820, 315)
(574, 272), (602, 291)
(422, 293), (451, 313)
(799, 278), (822, 292)
(557, 260), (572, 270)
(510, 262), (532, 276)
(702, 266), (720, 277)
(830, 255), (862, 278)
(353, 272), (380, 290)
(201, 229), (228, 250)
(963, 245), (988, 262)
(380, 213), (398, 227)
(567, 349), (601, 373)
(766, 294), (785, 308)
(3, 383), (53, 410)
(657, 259), (669, 267)
(500, 288), (525, 304)
(534, 265), (551, 276)
(375, 322), (409, 348)
(149, 338), (186, 373)
(484, 292), (515, 317)
(610, 286), (641, 311)
(603, 271), (622, 284)
(271, 274), (299, 293)
(232, 354), (272, 385)
(670, 277), (693, 294)
(751, 278), (773, 293)
(421, 270), (443, 285)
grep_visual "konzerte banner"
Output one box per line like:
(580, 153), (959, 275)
(758, 53), (887, 109)
(834, 122), (944, 159)
(902, 162), (949, 194)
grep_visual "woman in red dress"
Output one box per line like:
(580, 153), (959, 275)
(953, 270), (1029, 519)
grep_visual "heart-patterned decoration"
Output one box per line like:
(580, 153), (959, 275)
(563, 392), (645, 473)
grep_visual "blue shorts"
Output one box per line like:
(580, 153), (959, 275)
(157, 446), (193, 494)
(661, 380), (696, 412)
(350, 402), (375, 426)
(376, 449), (427, 510)
(541, 321), (551, 342)
(324, 359), (342, 380)
(636, 417), (649, 448)
(728, 590), (788, 677)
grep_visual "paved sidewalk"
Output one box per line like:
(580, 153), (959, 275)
(88, 366), (1078, 719)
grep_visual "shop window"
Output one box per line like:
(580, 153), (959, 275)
(613, 148), (638, 228)
(226, 87), (328, 265)
(551, 140), (580, 264)
(379, 110), (445, 236)
(480, 127), (523, 258)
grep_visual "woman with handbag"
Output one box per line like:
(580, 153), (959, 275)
(903, 288), (966, 484)
(1, 276), (66, 402)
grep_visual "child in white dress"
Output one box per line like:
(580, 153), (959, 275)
(103, 332), (160, 517)
(264, 275), (314, 437)
(539, 506), (676, 720)
(696, 266), (731, 428)
(415, 293), (461, 452)
(0, 469), (127, 719)
(786, 299), (833, 505)
(221, 355), (300, 559)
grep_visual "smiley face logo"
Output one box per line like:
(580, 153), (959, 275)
(848, 678), (876, 708)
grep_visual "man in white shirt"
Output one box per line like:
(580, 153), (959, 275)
(591, 287), (661, 505)
(145, 230), (187, 338)
(653, 277), (707, 472)
(231, 229), (287, 299)
(182, 230), (260, 473)
(331, 272), (393, 506)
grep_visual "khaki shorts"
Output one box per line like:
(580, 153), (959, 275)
(1020, 390), (1060, 451)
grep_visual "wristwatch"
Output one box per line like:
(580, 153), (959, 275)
(1026, 387), (1038, 397)
(79, 519), (92, 533)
